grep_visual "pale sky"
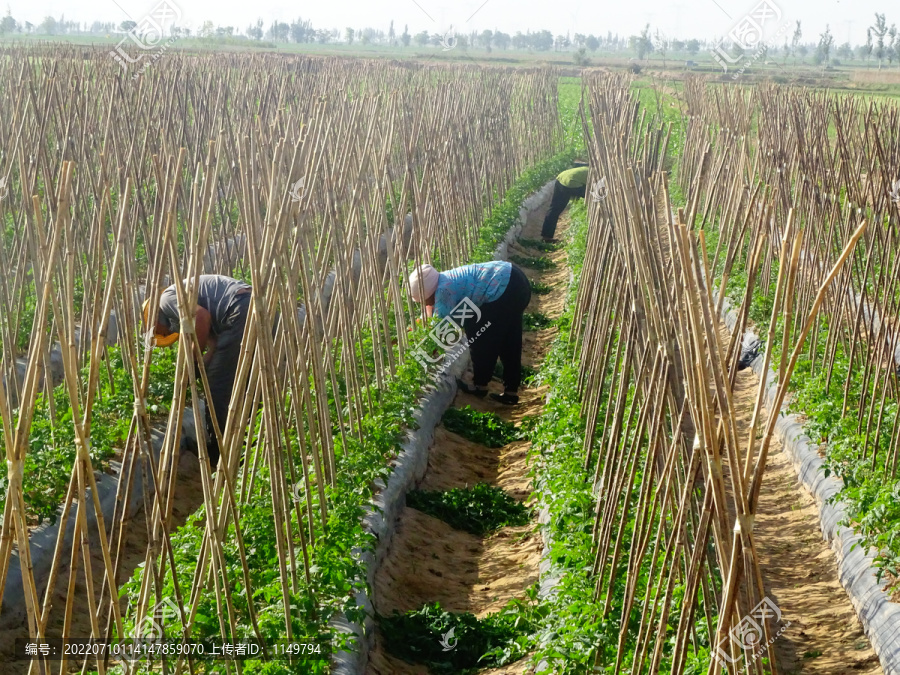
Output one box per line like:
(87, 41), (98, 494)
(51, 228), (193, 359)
(5, 0), (892, 45)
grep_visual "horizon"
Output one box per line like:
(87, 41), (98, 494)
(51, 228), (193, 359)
(2, 0), (896, 47)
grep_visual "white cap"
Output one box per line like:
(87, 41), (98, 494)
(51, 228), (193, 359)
(409, 264), (439, 303)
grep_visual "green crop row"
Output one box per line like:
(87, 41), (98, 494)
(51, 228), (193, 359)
(104, 146), (582, 674)
(470, 150), (579, 264)
(526, 200), (712, 673)
(0, 346), (178, 525)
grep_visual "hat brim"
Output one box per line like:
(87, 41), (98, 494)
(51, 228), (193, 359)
(154, 332), (179, 348)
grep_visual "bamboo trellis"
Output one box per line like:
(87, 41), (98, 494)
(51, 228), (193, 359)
(0, 45), (563, 673)
(568, 71), (870, 674)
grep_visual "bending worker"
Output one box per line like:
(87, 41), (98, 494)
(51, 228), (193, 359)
(541, 164), (589, 242)
(144, 274), (252, 466)
(409, 261), (531, 405)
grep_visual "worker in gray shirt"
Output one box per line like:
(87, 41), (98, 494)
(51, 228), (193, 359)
(144, 274), (252, 466)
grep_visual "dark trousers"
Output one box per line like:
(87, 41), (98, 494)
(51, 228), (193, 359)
(204, 293), (251, 465)
(541, 180), (586, 239)
(465, 265), (532, 392)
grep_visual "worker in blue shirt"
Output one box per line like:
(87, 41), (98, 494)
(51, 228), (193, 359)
(408, 261), (531, 404)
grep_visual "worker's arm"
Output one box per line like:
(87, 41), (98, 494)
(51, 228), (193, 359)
(194, 306), (213, 352)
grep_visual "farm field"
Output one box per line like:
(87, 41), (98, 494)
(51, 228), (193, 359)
(0, 40), (899, 675)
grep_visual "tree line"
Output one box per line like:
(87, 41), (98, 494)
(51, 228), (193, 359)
(1, 9), (898, 68)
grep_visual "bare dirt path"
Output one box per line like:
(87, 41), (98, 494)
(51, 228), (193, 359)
(731, 361), (882, 674)
(367, 199), (567, 674)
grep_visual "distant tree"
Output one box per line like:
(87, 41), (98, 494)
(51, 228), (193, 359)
(118, 19), (136, 32)
(345, 27), (354, 44)
(574, 46), (590, 66)
(247, 19), (263, 40)
(837, 41), (852, 61)
(290, 19), (312, 43)
(479, 29), (493, 51)
(863, 29), (873, 65)
(414, 30), (429, 47)
(791, 20), (802, 64)
(686, 38), (700, 56)
(38, 15), (57, 34)
(535, 30), (554, 51)
(267, 21), (289, 41)
(400, 24), (410, 47)
(0, 10), (17, 34)
(573, 33), (586, 47)
(493, 31), (510, 50)
(629, 24), (653, 61)
(654, 29), (669, 66)
(871, 13), (889, 68)
(888, 25), (899, 66)
(815, 24), (834, 67)
(388, 20), (395, 46)
(797, 43), (809, 62)
(585, 34), (600, 52)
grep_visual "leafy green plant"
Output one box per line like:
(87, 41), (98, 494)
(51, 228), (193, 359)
(406, 483), (530, 536)
(441, 406), (520, 447)
(529, 279), (553, 295)
(524, 311), (553, 331)
(0, 346), (178, 525)
(519, 238), (561, 252)
(493, 361), (538, 383)
(379, 601), (535, 673)
(510, 254), (556, 271)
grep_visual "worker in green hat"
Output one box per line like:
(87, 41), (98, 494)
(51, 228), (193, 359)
(541, 164), (589, 242)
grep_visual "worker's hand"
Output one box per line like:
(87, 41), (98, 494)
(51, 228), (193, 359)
(203, 336), (217, 365)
